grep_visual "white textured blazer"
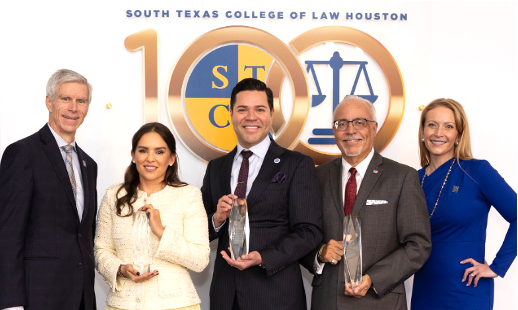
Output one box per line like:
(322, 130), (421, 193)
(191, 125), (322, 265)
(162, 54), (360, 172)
(95, 184), (210, 310)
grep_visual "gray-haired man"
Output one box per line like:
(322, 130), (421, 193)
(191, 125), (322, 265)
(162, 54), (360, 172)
(301, 95), (432, 310)
(0, 69), (97, 310)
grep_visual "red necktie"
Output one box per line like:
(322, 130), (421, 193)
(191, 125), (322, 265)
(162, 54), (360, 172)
(234, 150), (253, 199)
(344, 168), (357, 216)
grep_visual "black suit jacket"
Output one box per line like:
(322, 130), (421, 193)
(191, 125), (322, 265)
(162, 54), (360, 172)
(202, 140), (322, 310)
(301, 152), (432, 310)
(0, 125), (97, 310)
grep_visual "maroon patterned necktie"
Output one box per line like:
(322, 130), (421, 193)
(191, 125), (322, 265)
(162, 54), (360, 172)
(344, 168), (357, 216)
(234, 150), (253, 199)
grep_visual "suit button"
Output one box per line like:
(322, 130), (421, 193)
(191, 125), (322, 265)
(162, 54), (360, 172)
(78, 233), (82, 238)
(77, 262), (83, 268)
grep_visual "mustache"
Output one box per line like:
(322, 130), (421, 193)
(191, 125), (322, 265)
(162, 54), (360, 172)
(342, 135), (363, 141)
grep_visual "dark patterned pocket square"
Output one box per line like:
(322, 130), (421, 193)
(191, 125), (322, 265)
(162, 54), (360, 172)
(271, 172), (288, 184)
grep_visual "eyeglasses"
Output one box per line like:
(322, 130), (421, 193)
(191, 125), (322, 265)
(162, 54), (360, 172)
(334, 118), (375, 131)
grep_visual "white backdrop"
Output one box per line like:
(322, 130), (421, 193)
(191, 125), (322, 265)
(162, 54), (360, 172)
(0, 1), (516, 309)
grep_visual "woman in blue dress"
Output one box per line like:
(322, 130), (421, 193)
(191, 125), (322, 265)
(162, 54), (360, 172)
(411, 98), (516, 309)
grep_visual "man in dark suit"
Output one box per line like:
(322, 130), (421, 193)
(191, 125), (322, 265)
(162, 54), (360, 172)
(300, 95), (432, 310)
(202, 78), (322, 310)
(0, 69), (97, 310)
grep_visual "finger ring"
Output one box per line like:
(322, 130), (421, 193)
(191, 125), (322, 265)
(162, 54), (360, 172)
(470, 273), (475, 277)
(331, 259), (335, 264)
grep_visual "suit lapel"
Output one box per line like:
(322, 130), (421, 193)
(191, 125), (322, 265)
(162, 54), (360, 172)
(246, 140), (284, 206)
(39, 126), (78, 218)
(329, 158), (344, 218)
(222, 148), (236, 196)
(352, 151), (383, 215)
(76, 145), (89, 225)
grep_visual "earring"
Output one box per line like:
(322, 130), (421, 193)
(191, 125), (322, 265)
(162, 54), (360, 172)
(132, 161), (135, 164)
(169, 164), (173, 166)
(455, 141), (459, 146)
(421, 138), (424, 142)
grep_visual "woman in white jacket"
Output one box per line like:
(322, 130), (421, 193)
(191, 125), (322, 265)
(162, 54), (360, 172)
(95, 122), (209, 310)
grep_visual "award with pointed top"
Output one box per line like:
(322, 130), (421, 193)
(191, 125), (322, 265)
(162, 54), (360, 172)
(229, 198), (248, 260)
(133, 211), (153, 273)
(343, 215), (362, 289)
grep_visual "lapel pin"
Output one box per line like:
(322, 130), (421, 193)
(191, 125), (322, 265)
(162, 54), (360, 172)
(274, 158), (280, 164)
(83, 160), (87, 167)
(452, 186), (459, 193)
(372, 169), (378, 174)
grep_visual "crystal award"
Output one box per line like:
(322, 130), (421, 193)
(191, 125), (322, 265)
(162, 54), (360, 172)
(133, 211), (153, 273)
(343, 215), (362, 290)
(228, 198), (248, 260)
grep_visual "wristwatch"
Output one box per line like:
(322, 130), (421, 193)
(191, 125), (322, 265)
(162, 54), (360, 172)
(118, 264), (127, 278)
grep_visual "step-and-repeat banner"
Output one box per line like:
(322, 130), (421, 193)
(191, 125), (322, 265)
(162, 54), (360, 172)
(0, 1), (516, 309)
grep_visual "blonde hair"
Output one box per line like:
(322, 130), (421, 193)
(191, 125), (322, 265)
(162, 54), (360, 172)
(418, 98), (473, 167)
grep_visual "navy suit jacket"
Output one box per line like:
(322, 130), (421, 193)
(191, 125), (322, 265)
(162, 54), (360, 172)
(202, 140), (323, 310)
(0, 125), (97, 310)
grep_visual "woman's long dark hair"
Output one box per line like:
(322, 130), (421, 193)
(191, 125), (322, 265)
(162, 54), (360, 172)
(116, 122), (186, 216)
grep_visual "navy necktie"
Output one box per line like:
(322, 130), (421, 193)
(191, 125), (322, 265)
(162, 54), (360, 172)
(234, 150), (253, 199)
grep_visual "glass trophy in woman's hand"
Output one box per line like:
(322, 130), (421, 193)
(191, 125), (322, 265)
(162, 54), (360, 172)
(343, 215), (362, 290)
(133, 211), (153, 273)
(229, 198), (248, 260)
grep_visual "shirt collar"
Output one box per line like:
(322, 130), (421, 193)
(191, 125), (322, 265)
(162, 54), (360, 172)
(47, 123), (76, 151)
(341, 148), (375, 179)
(234, 136), (271, 161)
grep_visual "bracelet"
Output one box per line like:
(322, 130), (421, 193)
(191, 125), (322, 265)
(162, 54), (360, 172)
(118, 264), (126, 278)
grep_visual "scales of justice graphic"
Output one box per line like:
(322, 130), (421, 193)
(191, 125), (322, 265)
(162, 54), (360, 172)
(305, 51), (378, 145)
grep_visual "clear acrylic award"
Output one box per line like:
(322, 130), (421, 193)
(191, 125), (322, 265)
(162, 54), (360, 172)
(228, 198), (248, 260)
(133, 211), (153, 273)
(343, 215), (362, 290)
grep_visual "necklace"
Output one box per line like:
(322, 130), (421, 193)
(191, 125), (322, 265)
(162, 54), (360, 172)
(420, 158), (456, 218)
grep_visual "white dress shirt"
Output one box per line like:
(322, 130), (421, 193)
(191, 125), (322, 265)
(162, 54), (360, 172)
(212, 137), (271, 231)
(48, 123), (85, 222)
(314, 148), (375, 274)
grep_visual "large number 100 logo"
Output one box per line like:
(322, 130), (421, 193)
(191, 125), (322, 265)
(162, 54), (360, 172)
(125, 26), (404, 165)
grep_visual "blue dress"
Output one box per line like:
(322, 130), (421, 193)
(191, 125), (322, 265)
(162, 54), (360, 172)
(411, 158), (516, 310)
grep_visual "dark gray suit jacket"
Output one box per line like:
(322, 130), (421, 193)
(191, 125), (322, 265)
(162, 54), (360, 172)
(301, 152), (431, 310)
(0, 125), (97, 310)
(202, 140), (322, 310)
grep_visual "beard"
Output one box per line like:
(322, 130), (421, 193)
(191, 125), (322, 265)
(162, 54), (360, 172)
(345, 145), (362, 157)
(343, 136), (363, 157)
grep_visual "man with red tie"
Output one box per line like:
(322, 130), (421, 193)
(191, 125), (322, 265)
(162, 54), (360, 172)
(202, 78), (322, 310)
(300, 95), (431, 310)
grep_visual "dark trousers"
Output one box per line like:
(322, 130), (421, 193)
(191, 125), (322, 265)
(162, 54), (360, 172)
(79, 292), (86, 310)
(232, 293), (240, 310)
